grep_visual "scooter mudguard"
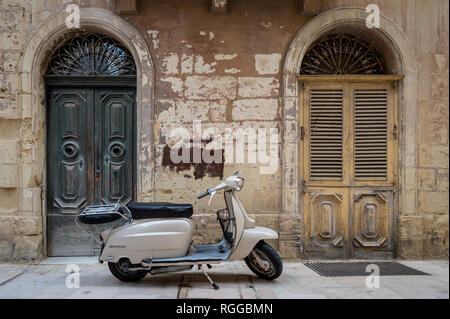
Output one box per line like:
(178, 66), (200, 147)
(99, 218), (194, 264)
(228, 226), (279, 260)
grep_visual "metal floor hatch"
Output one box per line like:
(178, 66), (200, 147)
(304, 262), (430, 277)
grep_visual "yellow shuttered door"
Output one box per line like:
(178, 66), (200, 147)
(300, 77), (399, 259)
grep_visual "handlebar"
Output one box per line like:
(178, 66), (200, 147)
(197, 191), (210, 199)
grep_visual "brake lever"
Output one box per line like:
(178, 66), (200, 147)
(208, 191), (217, 206)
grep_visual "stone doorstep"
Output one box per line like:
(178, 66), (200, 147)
(38, 256), (100, 265)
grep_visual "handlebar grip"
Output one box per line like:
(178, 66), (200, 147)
(197, 191), (209, 199)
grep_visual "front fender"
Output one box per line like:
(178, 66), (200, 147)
(229, 226), (278, 260)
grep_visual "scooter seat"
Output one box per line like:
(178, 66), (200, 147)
(126, 201), (193, 219)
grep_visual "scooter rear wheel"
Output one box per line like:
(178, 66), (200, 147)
(245, 241), (283, 280)
(108, 260), (148, 282)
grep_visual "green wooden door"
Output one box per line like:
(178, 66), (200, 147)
(47, 86), (135, 256)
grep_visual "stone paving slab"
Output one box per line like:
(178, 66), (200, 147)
(0, 265), (28, 286)
(0, 260), (448, 299)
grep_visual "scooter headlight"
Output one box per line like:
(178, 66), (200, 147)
(234, 178), (244, 191)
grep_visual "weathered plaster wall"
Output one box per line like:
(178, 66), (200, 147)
(0, 0), (448, 261)
(125, 0), (307, 255)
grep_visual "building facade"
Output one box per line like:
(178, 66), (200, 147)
(0, 0), (448, 261)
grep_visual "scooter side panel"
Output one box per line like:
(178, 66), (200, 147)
(228, 226), (279, 260)
(100, 218), (194, 264)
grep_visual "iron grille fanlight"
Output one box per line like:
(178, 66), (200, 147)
(300, 34), (386, 75)
(46, 33), (136, 76)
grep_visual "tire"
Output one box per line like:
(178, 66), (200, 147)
(245, 241), (283, 280)
(108, 260), (148, 282)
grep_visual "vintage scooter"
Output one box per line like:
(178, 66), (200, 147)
(76, 172), (282, 289)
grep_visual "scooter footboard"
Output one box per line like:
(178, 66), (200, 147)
(228, 226), (278, 260)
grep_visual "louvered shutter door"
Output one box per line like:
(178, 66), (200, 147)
(354, 89), (388, 179)
(309, 89), (343, 179)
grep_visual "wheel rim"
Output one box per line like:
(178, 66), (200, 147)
(248, 248), (276, 277)
(116, 259), (136, 276)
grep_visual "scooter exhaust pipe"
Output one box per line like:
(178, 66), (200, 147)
(123, 265), (193, 274)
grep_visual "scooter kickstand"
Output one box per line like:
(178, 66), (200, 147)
(199, 265), (219, 290)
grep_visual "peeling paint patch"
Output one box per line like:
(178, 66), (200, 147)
(225, 68), (241, 74)
(162, 140), (224, 180)
(181, 54), (194, 74)
(232, 99), (278, 120)
(162, 53), (179, 74)
(260, 21), (272, 28)
(173, 100), (226, 122)
(214, 53), (237, 61)
(200, 31), (206, 36)
(161, 77), (184, 96)
(147, 30), (159, 49)
(238, 77), (279, 97)
(194, 56), (217, 74)
(185, 76), (237, 99)
(255, 53), (281, 75)
(213, 0), (227, 8)
(181, 40), (192, 48)
(175, 100), (210, 122)
(209, 32), (215, 40)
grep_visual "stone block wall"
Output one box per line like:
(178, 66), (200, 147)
(0, 0), (50, 261)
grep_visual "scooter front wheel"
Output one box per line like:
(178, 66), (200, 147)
(245, 241), (283, 280)
(108, 260), (148, 282)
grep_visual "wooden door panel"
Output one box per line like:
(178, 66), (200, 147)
(47, 88), (95, 256)
(351, 189), (394, 258)
(353, 89), (388, 180)
(48, 89), (92, 212)
(95, 88), (134, 204)
(349, 82), (397, 186)
(309, 89), (344, 180)
(304, 189), (348, 259)
(302, 83), (349, 187)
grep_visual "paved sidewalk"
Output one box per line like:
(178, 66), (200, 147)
(0, 259), (448, 299)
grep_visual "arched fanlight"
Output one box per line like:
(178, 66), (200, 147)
(300, 34), (386, 75)
(46, 33), (136, 76)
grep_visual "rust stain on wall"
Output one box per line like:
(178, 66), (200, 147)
(162, 139), (224, 180)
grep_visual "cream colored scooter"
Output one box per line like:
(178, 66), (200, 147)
(76, 172), (282, 289)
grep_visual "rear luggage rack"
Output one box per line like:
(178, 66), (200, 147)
(75, 200), (132, 245)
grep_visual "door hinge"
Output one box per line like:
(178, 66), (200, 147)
(393, 125), (398, 140)
(300, 126), (305, 140)
(300, 81), (306, 90)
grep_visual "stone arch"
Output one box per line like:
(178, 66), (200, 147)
(281, 7), (418, 253)
(18, 7), (155, 256)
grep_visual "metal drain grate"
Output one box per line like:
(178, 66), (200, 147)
(304, 262), (430, 277)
